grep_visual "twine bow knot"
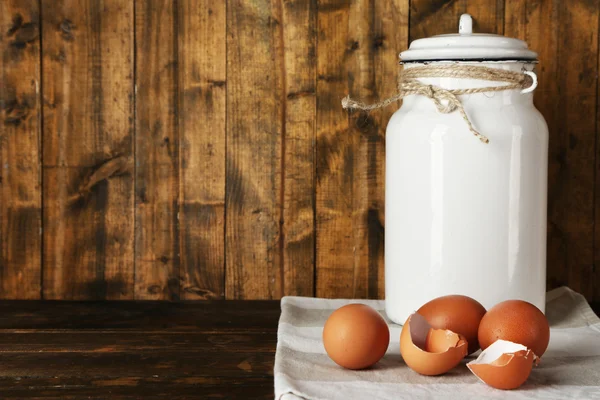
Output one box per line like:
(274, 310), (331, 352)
(419, 84), (459, 114)
(342, 65), (535, 144)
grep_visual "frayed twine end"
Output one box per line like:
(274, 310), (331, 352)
(341, 95), (358, 110)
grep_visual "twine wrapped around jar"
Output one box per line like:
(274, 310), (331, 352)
(341, 65), (535, 144)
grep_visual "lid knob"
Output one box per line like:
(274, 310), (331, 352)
(459, 14), (473, 35)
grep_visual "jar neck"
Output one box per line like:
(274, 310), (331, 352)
(402, 61), (536, 106)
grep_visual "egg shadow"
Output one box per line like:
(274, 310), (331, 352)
(524, 356), (590, 387)
(373, 354), (477, 383)
(375, 353), (404, 367)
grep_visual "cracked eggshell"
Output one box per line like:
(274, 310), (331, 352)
(417, 295), (487, 355)
(467, 340), (538, 390)
(400, 313), (468, 376)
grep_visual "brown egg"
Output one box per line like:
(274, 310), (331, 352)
(323, 304), (390, 369)
(400, 313), (468, 376)
(417, 294), (486, 355)
(467, 340), (538, 390)
(478, 300), (550, 357)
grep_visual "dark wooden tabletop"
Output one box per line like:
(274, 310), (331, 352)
(0, 301), (598, 399)
(0, 300), (280, 399)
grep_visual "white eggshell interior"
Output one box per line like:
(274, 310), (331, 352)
(468, 340), (528, 365)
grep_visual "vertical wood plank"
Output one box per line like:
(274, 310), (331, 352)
(315, 0), (352, 297)
(315, 0), (361, 299)
(0, 0), (42, 299)
(409, 0), (503, 41)
(506, 0), (598, 301)
(597, 7), (600, 304)
(41, 0), (134, 299)
(134, 0), (179, 300)
(555, 0), (597, 301)
(371, 0), (408, 299)
(281, 0), (317, 296)
(550, 0), (597, 302)
(346, 0), (408, 299)
(179, 0), (226, 299)
(226, 0), (283, 299)
(316, 0), (409, 298)
(347, 0), (371, 299)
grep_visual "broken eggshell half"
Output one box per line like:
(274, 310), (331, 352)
(400, 312), (468, 376)
(467, 339), (539, 390)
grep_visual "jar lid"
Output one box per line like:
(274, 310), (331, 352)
(400, 14), (538, 62)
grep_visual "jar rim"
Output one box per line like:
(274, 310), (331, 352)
(401, 59), (539, 64)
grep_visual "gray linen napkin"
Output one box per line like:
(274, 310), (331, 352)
(274, 287), (600, 400)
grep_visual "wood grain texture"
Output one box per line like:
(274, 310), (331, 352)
(346, 0), (371, 298)
(0, 0), (42, 299)
(0, 300), (279, 399)
(316, 0), (408, 298)
(134, 0), (179, 300)
(506, 0), (598, 301)
(1, 0), (600, 302)
(41, 0), (134, 299)
(0, 332), (276, 352)
(596, 2), (600, 304)
(315, 0), (354, 297)
(281, 0), (317, 296)
(178, 0), (226, 300)
(552, 0), (597, 301)
(226, 0), (283, 299)
(370, 0), (408, 298)
(0, 352), (272, 378)
(0, 377), (274, 400)
(409, 0), (504, 40)
(0, 300), (280, 331)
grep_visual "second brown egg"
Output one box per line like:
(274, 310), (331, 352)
(417, 295), (486, 355)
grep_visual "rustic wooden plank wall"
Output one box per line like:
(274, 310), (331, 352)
(179, 0), (226, 300)
(315, 0), (406, 299)
(0, 0), (42, 299)
(1, 0), (599, 302)
(281, 0), (316, 297)
(41, 0), (135, 299)
(226, 0), (283, 300)
(134, 0), (179, 300)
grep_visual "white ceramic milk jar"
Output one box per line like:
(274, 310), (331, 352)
(384, 15), (549, 324)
